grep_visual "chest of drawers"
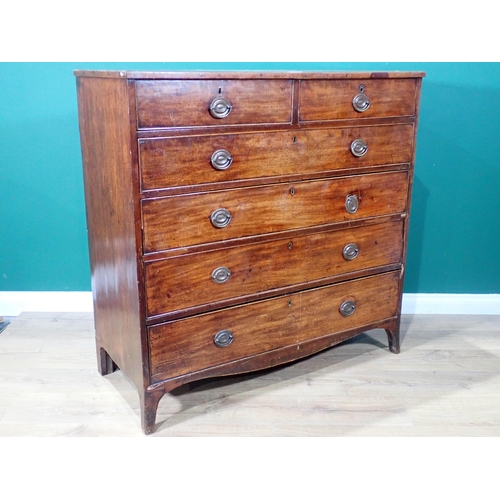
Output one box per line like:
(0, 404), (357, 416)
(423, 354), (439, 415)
(75, 70), (424, 434)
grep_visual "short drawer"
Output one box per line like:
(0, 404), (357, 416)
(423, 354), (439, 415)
(299, 79), (417, 122)
(139, 124), (414, 191)
(142, 171), (409, 253)
(136, 80), (293, 129)
(145, 220), (403, 318)
(149, 271), (400, 381)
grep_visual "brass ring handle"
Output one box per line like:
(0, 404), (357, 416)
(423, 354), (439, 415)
(211, 149), (233, 170)
(214, 329), (234, 348)
(340, 300), (356, 317)
(209, 97), (232, 118)
(345, 194), (359, 214)
(211, 266), (231, 284)
(342, 243), (359, 261)
(350, 138), (368, 157)
(210, 208), (232, 228)
(352, 93), (370, 113)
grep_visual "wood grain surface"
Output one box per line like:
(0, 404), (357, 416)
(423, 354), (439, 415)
(136, 79), (293, 129)
(76, 76), (145, 393)
(299, 78), (417, 121)
(145, 220), (404, 317)
(1, 312), (499, 436)
(142, 171), (409, 252)
(139, 124), (414, 192)
(74, 70), (426, 80)
(75, 70), (423, 434)
(149, 272), (400, 380)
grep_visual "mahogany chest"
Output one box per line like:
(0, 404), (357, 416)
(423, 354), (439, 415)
(75, 70), (424, 433)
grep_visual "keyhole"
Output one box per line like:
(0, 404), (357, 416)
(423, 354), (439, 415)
(288, 242), (293, 250)
(218, 87), (222, 94)
(290, 187), (295, 195)
(359, 84), (365, 93)
(288, 300), (292, 307)
(293, 136), (297, 143)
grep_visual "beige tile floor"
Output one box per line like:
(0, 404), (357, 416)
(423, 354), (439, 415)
(1, 312), (499, 436)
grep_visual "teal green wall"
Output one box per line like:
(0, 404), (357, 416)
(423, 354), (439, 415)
(1, 62), (499, 293)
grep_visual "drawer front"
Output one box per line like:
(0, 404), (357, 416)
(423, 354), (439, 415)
(139, 124), (414, 191)
(136, 80), (293, 129)
(149, 271), (400, 380)
(145, 220), (403, 317)
(299, 79), (417, 122)
(142, 171), (409, 253)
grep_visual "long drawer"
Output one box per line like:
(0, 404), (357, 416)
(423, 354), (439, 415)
(142, 171), (409, 253)
(299, 79), (417, 122)
(145, 220), (403, 317)
(136, 80), (293, 129)
(149, 271), (400, 381)
(139, 124), (414, 191)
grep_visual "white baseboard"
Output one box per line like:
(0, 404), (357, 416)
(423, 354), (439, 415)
(0, 292), (94, 316)
(1, 291), (499, 317)
(401, 293), (500, 315)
